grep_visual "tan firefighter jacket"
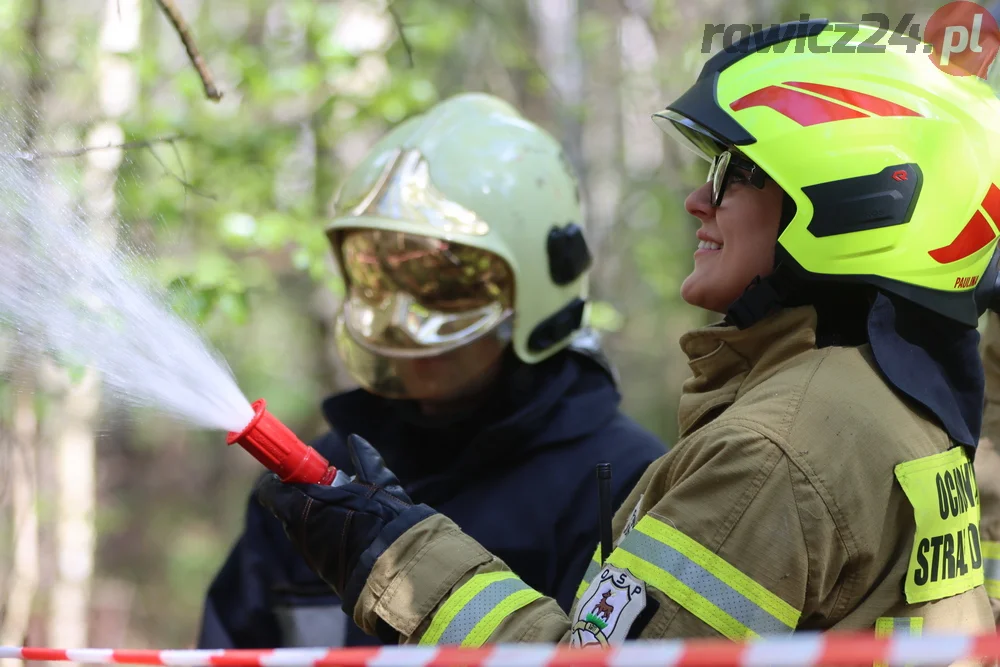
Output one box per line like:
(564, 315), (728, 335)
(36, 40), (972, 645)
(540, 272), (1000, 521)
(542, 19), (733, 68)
(350, 306), (995, 645)
(978, 312), (1000, 621)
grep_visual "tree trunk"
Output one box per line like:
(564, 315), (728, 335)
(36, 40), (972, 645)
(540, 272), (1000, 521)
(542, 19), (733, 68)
(41, 366), (100, 661)
(579, 0), (624, 294)
(526, 0), (584, 173)
(1, 0), (45, 661)
(43, 0), (140, 661)
(0, 391), (40, 667)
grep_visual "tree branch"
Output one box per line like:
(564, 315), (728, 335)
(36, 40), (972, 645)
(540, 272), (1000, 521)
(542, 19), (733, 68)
(3, 134), (215, 199)
(387, 2), (414, 67)
(5, 134), (185, 160)
(152, 0), (223, 101)
(145, 143), (216, 200)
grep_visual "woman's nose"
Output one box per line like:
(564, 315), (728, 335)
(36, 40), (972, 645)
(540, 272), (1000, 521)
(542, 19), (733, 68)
(685, 181), (714, 220)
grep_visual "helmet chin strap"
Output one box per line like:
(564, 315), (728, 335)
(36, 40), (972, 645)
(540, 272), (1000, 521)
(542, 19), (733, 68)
(723, 193), (799, 329)
(724, 267), (795, 329)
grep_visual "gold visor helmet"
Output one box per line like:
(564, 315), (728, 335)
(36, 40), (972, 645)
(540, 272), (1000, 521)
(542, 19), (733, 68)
(334, 229), (516, 400)
(326, 93), (592, 401)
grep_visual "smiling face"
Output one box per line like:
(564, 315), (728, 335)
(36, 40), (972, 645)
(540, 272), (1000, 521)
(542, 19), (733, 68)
(680, 166), (786, 314)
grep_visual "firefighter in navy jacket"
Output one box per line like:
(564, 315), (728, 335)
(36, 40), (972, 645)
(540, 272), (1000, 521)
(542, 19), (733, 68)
(196, 93), (667, 649)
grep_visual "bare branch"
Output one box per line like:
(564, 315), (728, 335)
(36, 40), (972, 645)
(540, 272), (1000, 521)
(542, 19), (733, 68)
(387, 2), (414, 67)
(145, 143), (216, 200)
(5, 134), (186, 160)
(3, 134), (215, 199)
(167, 139), (190, 209)
(152, 0), (223, 101)
(168, 139), (188, 185)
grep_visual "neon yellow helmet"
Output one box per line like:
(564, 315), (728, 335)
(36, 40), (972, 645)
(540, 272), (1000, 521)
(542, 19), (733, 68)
(655, 19), (1000, 326)
(325, 93), (592, 398)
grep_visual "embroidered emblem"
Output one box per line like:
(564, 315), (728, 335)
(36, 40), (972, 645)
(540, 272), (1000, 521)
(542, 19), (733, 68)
(569, 565), (646, 647)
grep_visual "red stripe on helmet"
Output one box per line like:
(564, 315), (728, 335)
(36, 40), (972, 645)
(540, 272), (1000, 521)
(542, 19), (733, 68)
(783, 81), (922, 118)
(730, 85), (869, 125)
(928, 210), (997, 264)
(982, 183), (1000, 226)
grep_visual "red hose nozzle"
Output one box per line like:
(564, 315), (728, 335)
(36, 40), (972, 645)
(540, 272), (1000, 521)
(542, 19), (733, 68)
(227, 398), (339, 485)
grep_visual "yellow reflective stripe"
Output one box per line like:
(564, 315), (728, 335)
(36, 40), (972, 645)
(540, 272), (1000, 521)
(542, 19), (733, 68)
(608, 548), (759, 640)
(462, 588), (541, 646)
(576, 545), (602, 600)
(421, 572), (515, 644)
(419, 571), (541, 646)
(608, 515), (800, 640)
(636, 516), (800, 628)
(983, 541), (1000, 559)
(874, 617), (923, 667)
(984, 541), (1000, 599)
(874, 616), (923, 637)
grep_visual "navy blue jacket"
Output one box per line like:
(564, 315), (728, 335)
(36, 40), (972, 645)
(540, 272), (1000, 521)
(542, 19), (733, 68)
(197, 350), (666, 648)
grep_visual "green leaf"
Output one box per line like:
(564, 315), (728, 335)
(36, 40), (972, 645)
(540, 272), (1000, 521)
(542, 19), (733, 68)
(217, 291), (250, 326)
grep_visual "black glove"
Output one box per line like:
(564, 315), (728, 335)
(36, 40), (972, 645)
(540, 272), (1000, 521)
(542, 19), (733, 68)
(255, 434), (436, 619)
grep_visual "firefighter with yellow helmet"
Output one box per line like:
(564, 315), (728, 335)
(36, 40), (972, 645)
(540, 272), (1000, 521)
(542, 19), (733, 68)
(257, 20), (1000, 641)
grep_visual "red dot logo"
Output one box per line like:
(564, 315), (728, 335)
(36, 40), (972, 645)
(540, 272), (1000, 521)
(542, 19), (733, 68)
(924, 0), (1000, 78)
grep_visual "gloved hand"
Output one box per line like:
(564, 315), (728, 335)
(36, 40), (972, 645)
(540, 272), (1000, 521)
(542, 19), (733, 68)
(255, 434), (436, 618)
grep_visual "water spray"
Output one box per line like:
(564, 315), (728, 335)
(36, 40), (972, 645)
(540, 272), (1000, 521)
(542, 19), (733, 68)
(227, 399), (350, 486)
(0, 137), (352, 490)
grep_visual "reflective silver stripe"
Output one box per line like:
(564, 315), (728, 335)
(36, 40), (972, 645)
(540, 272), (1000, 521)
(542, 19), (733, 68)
(891, 617), (921, 635)
(985, 556), (1000, 583)
(436, 577), (532, 645)
(274, 605), (348, 647)
(619, 529), (792, 635)
(581, 558), (600, 589)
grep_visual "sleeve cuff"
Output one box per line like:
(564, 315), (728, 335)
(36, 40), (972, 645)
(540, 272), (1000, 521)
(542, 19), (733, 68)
(342, 503), (436, 616)
(353, 513), (496, 639)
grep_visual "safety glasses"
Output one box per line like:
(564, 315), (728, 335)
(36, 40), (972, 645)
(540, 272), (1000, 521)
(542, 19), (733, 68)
(708, 150), (768, 207)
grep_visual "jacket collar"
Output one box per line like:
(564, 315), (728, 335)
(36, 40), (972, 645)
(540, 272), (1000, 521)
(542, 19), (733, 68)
(677, 306), (819, 436)
(320, 350), (623, 480)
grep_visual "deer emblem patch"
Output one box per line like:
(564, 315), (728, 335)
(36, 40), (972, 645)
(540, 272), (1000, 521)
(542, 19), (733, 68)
(570, 565), (646, 647)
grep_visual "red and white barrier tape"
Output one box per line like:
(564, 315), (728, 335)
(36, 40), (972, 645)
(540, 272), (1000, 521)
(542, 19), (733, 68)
(4, 633), (1000, 667)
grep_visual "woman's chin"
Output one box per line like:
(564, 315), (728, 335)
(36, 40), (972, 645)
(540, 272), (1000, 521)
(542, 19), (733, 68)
(681, 275), (736, 314)
(680, 275), (710, 310)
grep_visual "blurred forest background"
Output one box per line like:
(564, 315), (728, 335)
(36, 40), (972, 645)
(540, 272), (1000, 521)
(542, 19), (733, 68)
(0, 0), (985, 658)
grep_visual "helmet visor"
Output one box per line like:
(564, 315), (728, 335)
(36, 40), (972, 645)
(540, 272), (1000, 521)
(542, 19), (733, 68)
(333, 313), (512, 401)
(334, 229), (516, 400)
(652, 110), (728, 162)
(337, 229), (514, 354)
(341, 229), (513, 313)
